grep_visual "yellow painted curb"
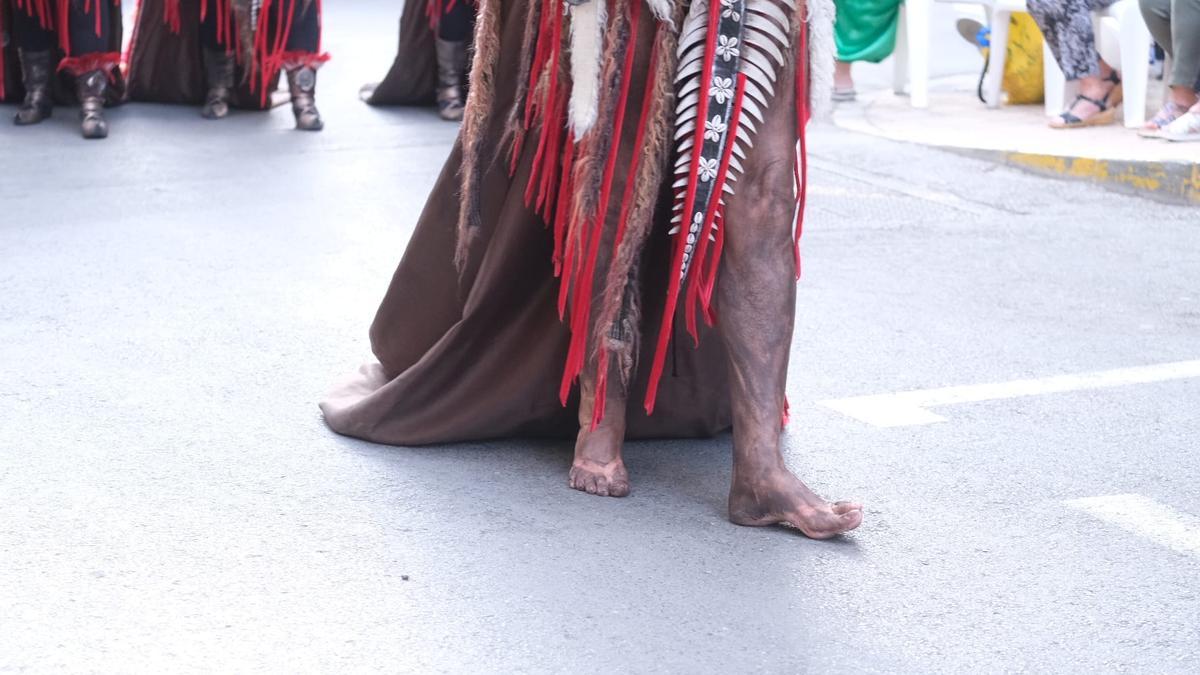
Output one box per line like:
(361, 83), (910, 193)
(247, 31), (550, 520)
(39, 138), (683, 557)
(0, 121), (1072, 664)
(978, 152), (1200, 205)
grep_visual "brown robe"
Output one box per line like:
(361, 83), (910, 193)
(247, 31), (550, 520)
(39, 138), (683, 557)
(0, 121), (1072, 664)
(360, 0), (439, 106)
(124, 0), (278, 108)
(321, 2), (734, 445)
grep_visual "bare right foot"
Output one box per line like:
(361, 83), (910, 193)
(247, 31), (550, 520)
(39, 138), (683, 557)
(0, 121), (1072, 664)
(728, 466), (863, 539)
(568, 421), (630, 497)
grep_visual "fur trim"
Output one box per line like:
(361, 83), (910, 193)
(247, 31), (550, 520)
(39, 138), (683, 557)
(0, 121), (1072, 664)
(592, 8), (683, 388)
(566, 0), (631, 259)
(806, 0), (836, 120)
(454, 0), (502, 273)
(644, 0), (674, 27)
(500, 0), (544, 159)
(567, 0), (606, 139)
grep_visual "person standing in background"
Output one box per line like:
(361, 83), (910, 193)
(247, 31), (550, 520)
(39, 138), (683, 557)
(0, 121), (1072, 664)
(832, 0), (903, 101)
(125, 0), (329, 131)
(360, 0), (475, 121)
(1, 0), (124, 139)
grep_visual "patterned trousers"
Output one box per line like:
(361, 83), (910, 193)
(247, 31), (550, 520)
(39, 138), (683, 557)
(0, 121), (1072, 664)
(1027, 0), (1119, 80)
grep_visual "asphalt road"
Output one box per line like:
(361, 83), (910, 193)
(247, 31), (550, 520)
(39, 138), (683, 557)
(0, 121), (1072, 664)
(2, 2), (1198, 673)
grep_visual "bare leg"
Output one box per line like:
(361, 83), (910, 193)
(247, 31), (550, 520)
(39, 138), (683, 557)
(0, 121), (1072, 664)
(569, 360), (630, 497)
(717, 51), (862, 539)
(834, 60), (854, 90)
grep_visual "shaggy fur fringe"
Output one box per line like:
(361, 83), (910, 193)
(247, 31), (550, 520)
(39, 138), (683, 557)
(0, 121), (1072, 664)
(564, 0), (631, 269)
(591, 5), (683, 386)
(500, 0), (543, 159)
(454, 0), (502, 273)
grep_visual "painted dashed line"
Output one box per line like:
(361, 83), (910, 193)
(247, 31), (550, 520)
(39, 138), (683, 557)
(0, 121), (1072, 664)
(819, 360), (1200, 427)
(1065, 494), (1200, 558)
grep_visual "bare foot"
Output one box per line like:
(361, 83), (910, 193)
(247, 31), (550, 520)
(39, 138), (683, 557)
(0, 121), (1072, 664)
(728, 467), (863, 539)
(568, 420), (630, 498)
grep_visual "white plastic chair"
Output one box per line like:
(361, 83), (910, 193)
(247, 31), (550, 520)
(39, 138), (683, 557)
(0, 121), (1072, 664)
(898, 0), (1150, 126)
(894, 0), (996, 109)
(986, 0), (1151, 127)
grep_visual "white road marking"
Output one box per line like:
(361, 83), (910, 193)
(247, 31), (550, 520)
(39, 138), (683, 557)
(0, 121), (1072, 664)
(819, 360), (1200, 427)
(1065, 494), (1200, 558)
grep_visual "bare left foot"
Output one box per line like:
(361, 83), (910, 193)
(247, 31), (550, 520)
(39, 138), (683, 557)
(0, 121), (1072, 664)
(728, 466), (863, 539)
(568, 420), (630, 497)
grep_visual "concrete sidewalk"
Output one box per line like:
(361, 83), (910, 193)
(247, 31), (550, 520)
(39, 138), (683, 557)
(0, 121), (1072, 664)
(833, 75), (1200, 205)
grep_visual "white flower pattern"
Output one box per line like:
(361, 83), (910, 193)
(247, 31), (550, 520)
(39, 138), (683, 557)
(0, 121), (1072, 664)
(698, 157), (719, 182)
(710, 76), (734, 104)
(704, 115), (727, 142)
(716, 35), (739, 62)
(721, 0), (741, 22)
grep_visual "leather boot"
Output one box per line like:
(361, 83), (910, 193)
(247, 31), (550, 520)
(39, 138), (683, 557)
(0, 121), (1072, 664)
(435, 38), (467, 122)
(14, 49), (53, 125)
(76, 70), (109, 140)
(286, 66), (323, 131)
(201, 49), (236, 119)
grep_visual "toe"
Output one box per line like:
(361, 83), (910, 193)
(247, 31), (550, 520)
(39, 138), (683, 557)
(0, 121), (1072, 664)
(595, 479), (610, 497)
(609, 480), (630, 498)
(584, 475), (599, 495)
(839, 508), (864, 533)
(833, 501), (862, 514)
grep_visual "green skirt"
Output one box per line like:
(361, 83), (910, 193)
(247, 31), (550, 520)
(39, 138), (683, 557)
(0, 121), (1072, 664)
(835, 0), (904, 63)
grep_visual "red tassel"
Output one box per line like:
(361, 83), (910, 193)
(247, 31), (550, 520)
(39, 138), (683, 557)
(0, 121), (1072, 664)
(645, 0), (724, 415)
(683, 75), (746, 344)
(252, 0), (330, 106)
(0, 8), (6, 101)
(559, 1), (642, 409)
(793, 16), (811, 279)
(57, 51), (119, 76)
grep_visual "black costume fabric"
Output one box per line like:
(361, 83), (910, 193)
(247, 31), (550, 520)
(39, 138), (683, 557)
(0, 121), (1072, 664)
(362, 0), (475, 106)
(125, 0), (326, 109)
(0, 0), (125, 103)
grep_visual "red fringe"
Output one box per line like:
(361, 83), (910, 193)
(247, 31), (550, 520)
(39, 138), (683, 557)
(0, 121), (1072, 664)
(644, 0), (724, 415)
(57, 51), (120, 77)
(560, 0), (643, 410)
(13, 0), (113, 57)
(794, 16), (810, 279)
(0, 8), (6, 100)
(253, 0), (329, 106)
(524, 0), (565, 223)
(683, 76), (746, 345)
(591, 29), (663, 431)
(425, 0), (472, 32)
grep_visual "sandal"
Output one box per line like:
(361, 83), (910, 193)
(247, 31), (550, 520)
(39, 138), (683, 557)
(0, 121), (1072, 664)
(832, 87), (857, 102)
(1138, 100), (1188, 138)
(1162, 111), (1200, 142)
(1050, 72), (1122, 129)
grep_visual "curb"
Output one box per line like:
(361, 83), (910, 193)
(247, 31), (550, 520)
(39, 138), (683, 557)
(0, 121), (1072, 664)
(951, 149), (1200, 206)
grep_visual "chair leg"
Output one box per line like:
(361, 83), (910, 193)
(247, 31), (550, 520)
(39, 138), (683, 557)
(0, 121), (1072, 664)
(893, 6), (909, 96)
(1113, 4), (1151, 127)
(1043, 41), (1067, 117)
(983, 9), (1011, 108)
(906, 0), (930, 108)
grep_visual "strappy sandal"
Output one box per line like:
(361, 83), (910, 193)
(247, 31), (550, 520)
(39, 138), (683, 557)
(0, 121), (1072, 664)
(1139, 100), (1189, 138)
(1050, 72), (1122, 129)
